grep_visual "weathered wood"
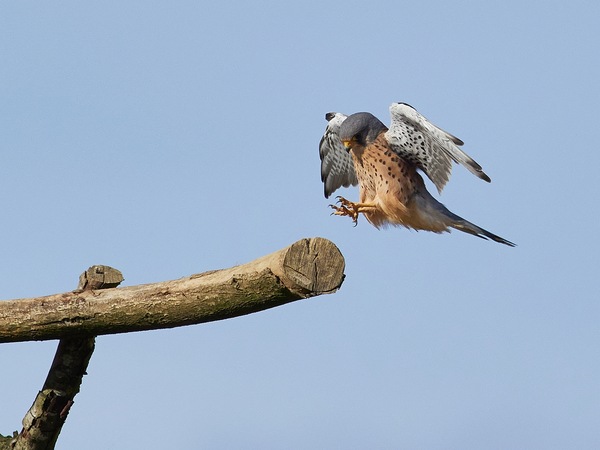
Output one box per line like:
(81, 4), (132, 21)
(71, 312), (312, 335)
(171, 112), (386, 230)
(11, 267), (124, 450)
(0, 432), (18, 450)
(0, 237), (345, 343)
(75, 265), (124, 291)
(13, 337), (97, 450)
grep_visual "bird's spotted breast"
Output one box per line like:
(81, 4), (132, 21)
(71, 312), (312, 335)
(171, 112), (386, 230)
(350, 134), (416, 209)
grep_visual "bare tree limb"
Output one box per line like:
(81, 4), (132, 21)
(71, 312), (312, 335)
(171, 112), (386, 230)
(11, 266), (124, 450)
(2, 238), (345, 449)
(0, 237), (345, 344)
(12, 337), (97, 450)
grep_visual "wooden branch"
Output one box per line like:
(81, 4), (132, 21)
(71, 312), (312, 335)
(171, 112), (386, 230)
(0, 237), (345, 343)
(11, 267), (124, 450)
(13, 338), (96, 450)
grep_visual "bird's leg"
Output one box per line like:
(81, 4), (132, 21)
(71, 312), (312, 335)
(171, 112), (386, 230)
(329, 196), (377, 226)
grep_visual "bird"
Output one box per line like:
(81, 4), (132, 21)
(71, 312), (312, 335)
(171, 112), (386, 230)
(319, 102), (515, 246)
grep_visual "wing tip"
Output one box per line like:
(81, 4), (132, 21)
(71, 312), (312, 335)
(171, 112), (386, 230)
(396, 101), (414, 109)
(452, 136), (465, 146)
(466, 160), (491, 183)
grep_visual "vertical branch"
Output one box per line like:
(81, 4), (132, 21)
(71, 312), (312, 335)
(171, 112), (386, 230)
(12, 266), (123, 450)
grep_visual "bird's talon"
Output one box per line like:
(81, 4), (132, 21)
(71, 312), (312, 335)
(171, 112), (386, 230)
(335, 196), (353, 208)
(329, 201), (360, 225)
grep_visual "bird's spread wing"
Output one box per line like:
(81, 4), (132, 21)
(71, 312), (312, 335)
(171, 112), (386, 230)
(385, 102), (491, 193)
(319, 112), (358, 198)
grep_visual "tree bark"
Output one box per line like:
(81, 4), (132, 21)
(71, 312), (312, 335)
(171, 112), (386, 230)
(10, 266), (124, 450)
(0, 237), (345, 343)
(12, 337), (97, 450)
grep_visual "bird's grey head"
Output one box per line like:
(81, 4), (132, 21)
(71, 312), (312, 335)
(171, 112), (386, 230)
(338, 112), (387, 150)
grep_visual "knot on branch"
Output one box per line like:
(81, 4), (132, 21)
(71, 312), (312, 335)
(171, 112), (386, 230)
(76, 266), (124, 292)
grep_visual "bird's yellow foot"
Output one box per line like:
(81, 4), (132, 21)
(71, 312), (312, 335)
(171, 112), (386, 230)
(329, 196), (361, 226)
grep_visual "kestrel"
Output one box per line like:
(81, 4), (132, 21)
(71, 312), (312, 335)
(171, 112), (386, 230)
(319, 102), (515, 246)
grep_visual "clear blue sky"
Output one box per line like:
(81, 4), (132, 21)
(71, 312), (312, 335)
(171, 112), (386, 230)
(2, 1), (598, 448)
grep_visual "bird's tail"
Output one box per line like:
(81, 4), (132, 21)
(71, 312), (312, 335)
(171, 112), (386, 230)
(449, 215), (516, 246)
(416, 189), (516, 247)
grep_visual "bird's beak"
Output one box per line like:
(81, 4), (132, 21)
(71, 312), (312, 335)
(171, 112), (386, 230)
(341, 140), (352, 151)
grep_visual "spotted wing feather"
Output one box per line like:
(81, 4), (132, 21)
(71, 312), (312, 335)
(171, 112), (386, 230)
(319, 112), (358, 198)
(385, 102), (491, 193)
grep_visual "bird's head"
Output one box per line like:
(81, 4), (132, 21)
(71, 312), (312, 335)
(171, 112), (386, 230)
(338, 112), (387, 151)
